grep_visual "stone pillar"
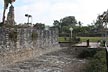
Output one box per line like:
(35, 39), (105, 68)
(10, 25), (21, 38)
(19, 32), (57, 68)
(16, 29), (20, 50)
(7, 5), (15, 26)
(5, 31), (9, 51)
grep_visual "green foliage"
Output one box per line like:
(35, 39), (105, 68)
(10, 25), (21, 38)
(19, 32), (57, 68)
(77, 49), (97, 59)
(53, 16), (100, 37)
(94, 10), (108, 36)
(84, 50), (107, 72)
(53, 16), (77, 33)
(71, 36), (80, 44)
(60, 16), (77, 27)
(100, 40), (105, 47)
(74, 25), (101, 37)
(9, 29), (17, 42)
(53, 20), (60, 28)
(77, 49), (107, 72)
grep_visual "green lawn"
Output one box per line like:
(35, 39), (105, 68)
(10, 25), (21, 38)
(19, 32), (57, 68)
(59, 37), (104, 42)
(80, 37), (103, 42)
(58, 37), (70, 42)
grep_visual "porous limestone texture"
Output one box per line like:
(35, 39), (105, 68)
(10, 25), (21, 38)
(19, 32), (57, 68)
(0, 28), (60, 67)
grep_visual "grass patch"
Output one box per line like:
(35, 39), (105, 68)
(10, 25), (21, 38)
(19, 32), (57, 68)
(59, 37), (103, 42)
(58, 37), (70, 42)
(80, 37), (103, 42)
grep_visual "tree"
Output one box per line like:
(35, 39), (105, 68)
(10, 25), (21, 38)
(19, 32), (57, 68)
(53, 20), (62, 32)
(78, 21), (82, 27)
(95, 20), (104, 32)
(53, 16), (77, 33)
(53, 20), (60, 28)
(2, 0), (15, 24)
(94, 10), (108, 34)
(60, 16), (77, 27)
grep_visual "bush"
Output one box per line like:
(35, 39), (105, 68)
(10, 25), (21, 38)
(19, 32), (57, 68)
(100, 40), (105, 47)
(70, 36), (80, 44)
(77, 49), (96, 59)
(84, 50), (107, 72)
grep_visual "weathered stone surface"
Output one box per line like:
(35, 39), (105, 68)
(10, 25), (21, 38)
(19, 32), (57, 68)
(0, 28), (60, 66)
(7, 5), (15, 26)
(0, 47), (87, 72)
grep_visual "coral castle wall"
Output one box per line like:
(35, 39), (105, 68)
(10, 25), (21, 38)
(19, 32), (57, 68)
(0, 28), (60, 66)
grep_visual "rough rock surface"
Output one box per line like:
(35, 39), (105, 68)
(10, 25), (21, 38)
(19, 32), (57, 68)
(0, 47), (87, 72)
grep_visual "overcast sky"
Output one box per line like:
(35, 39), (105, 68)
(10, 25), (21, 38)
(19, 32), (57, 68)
(0, 0), (108, 26)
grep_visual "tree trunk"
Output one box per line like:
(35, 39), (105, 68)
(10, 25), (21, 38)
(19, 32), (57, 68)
(2, 8), (6, 24)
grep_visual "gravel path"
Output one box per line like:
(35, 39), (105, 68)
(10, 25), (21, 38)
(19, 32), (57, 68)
(0, 47), (87, 72)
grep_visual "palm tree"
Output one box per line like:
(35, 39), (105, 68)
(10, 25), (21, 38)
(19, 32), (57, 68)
(2, 0), (15, 24)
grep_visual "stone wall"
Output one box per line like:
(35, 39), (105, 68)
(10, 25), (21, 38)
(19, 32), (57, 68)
(0, 28), (60, 66)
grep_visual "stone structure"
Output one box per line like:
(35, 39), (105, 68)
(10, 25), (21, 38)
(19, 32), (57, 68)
(0, 28), (60, 66)
(6, 5), (15, 25)
(0, 28), (59, 50)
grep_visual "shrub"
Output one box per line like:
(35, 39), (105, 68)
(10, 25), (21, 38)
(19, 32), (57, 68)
(84, 50), (107, 72)
(70, 36), (80, 44)
(77, 49), (97, 59)
(100, 40), (105, 47)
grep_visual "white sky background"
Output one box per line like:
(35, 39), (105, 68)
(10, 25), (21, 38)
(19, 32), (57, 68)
(0, 0), (108, 26)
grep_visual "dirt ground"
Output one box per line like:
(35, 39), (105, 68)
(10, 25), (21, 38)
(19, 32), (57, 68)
(0, 47), (87, 72)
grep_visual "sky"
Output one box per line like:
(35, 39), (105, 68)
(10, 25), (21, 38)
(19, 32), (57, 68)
(0, 0), (108, 26)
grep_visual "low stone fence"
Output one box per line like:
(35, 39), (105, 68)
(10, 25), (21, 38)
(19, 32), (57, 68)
(0, 28), (60, 67)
